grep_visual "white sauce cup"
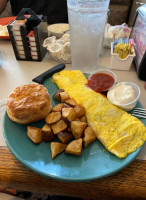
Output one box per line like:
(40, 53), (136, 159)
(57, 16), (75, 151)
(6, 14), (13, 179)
(107, 82), (140, 111)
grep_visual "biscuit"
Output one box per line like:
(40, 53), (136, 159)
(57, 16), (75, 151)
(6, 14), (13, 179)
(6, 83), (52, 124)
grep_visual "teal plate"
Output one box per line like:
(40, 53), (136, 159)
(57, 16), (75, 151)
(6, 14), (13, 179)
(3, 75), (146, 182)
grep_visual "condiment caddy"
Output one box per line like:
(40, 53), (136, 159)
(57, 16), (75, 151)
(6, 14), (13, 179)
(7, 8), (48, 61)
(110, 39), (135, 71)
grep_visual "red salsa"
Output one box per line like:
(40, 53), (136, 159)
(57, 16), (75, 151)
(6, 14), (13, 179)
(86, 73), (115, 93)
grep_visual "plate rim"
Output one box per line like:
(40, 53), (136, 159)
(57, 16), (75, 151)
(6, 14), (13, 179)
(2, 85), (145, 182)
(0, 16), (16, 39)
(2, 111), (143, 182)
(0, 16), (16, 25)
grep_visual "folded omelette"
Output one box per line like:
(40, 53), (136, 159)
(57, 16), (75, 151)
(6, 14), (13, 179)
(53, 70), (146, 158)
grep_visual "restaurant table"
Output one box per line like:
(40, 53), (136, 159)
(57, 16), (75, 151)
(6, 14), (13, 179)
(0, 40), (146, 200)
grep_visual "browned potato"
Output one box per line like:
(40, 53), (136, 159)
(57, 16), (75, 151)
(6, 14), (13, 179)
(42, 124), (55, 142)
(64, 98), (77, 107)
(65, 138), (83, 156)
(65, 120), (71, 127)
(67, 126), (71, 132)
(45, 111), (61, 124)
(71, 121), (87, 139)
(83, 127), (96, 148)
(50, 142), (67, 159)
(60, 91), (70, 102)
(57, 131), (73, 144)
(51, 119), (67, 134)
(52, 103), (63, 112)
(27, 126), (42, 144)
(53, 89), (64, 101)
(63, 103), (71, 108)
(80, 116), (87, 123)
(62, 107), (76, 122)
(74, 105), (86, 118)
(74, 118), (80, 122)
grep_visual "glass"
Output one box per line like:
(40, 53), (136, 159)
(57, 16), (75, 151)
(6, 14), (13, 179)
(67, 0), (110, 73)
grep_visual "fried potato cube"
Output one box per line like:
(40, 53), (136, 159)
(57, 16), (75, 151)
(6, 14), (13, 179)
(42, 124), (55, 142)
(65, 120), (71, 127)
(83, 127), (96, 148)
(45, 111), (61, 124)
(63, 103), (71, 108)
(60, 91), (70, 102)
(80, 116), (87, 123)
(71, 121), (87, 139)
(64, 98), (77, 107)
(67, 126), (71, 132)
(50, 142), (67, 159)
(74, 105), (86, 118)
(52, 103), (63, 112)
(53, 89), (64, 101)
(57, 131), (73, 144)
(62, 107), (76, 122)
(65, 138), (83, 156)
(27, 126), (42, 144)
(51, 119), (67, 134)
(74, 118), (80, 122)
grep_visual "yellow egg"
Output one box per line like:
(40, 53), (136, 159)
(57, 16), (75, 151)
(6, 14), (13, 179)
(53, 70), (146, 158)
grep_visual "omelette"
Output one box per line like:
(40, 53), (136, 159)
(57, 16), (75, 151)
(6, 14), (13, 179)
(53, 70), (146, 158)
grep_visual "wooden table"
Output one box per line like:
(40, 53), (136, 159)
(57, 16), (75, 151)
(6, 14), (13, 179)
(0, 40), (146, 200)
(0, 146), (146, 200)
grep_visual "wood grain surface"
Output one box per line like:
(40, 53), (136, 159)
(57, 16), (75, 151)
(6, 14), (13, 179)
(0, 146), (146, 200)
